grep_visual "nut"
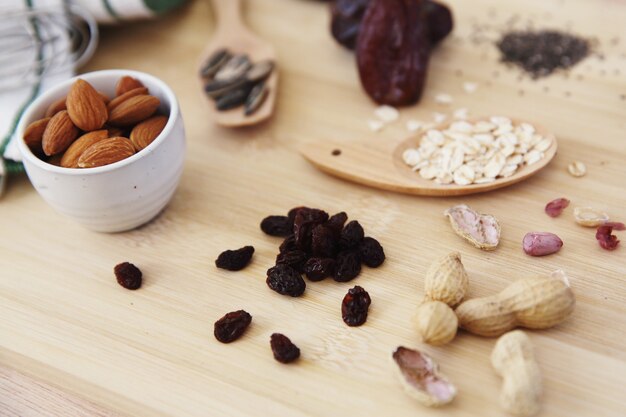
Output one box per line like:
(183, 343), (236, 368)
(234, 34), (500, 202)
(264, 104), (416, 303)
(567, 161), (586, 177)
(66, 79), (109, 131)
(424, 252), (468, 307)
(392, 346), (457, 407)
(42, 110), (79, 156)
(455, 272), (575, 337)
(44, 97), (67, 118)
(130, 115), (168, 151)
(60, 130), (109, 168)
(23, 117), (51, 154)
(522, 232), (563, 256)
(444, 204), (501, 250)
(574, 206), (609, 227)
(115, 75), (145, 97)
(106, 87), (149, 112)
(491, 331), (542, 417)
(414, 301), (457, 345)
(107, 95), (160, 127)
(77, 137), (136, 168)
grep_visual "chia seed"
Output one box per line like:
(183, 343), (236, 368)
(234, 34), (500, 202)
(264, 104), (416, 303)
(497, 30), (591, 78)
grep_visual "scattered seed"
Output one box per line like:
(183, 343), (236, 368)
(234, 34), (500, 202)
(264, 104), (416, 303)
(332, 149), (342, 156)
(433, 112), (447, 124)
(463, 82), (478, 93)
(435, 93), (453, 105)
(368, 119), (384, 132)
(453, 108), (468, 120)
(567, 161), (586, 177)
(374, 105), (399, 123)
(406, 119), (423, 132)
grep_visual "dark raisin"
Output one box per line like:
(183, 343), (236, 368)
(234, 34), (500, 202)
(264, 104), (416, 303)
(326, 211), (348, 236)
(214, 310), (252, 343)
(270, 333), (301, 364)
(114, 262), (142, 290)
(333, 250), (362, 282)
(358, 237), (385, 267)
(279, 235), (298, 254)
(260, 215), (293, 236)
(266, 264), (306, 297)
(311, 225), (339, 258)
(291, 207), (329, 225)
(293, 213), (314, 251)
(342, 285), (371, 326)
(276, 250), (308, 272)
(340, 220), (365, 249)
(303, 257), (336, 281)
(288, 206), (307, 223)
(356, 0), (431, 105)
(215, 246), (255, 271)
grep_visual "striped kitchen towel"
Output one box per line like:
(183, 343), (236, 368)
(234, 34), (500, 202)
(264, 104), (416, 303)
(0, 0), (186, 193)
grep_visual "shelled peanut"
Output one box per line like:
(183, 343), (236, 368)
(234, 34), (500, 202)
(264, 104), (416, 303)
(23, 76), (168, 168)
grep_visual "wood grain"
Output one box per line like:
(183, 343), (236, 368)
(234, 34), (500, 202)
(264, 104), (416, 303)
(1, 0), (626, 416)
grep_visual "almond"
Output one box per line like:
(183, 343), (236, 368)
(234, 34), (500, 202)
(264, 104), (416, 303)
(60, 130), (109, 168)
(42, 110), (79, 156)
(130, 115), (168, 151)
(45, 97), (67, 118)
(115, 76), (145, 97)
(77, 137), (136, 168)
(105, 125), (127, 138)
(108, 95), (160, 127)
(107, 87), (149, 112)
(23, 117), (51, 154)
(97, 91), (110, 104)
(66, 79), (108, 131)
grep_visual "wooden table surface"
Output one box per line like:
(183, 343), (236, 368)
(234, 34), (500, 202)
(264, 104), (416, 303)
(2, 0), (626, 416)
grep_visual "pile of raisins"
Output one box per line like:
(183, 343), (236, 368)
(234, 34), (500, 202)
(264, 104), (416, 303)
(261, 207), (385, 297)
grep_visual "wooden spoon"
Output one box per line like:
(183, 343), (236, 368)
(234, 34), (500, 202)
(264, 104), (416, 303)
(300, 118), (557, 197)
(199, 0), (277, 127)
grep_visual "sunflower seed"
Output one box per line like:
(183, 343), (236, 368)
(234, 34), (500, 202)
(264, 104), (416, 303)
(214, 54), (251, 82)
(204, 77), (248, 99)
(246, 60), (274, 83)
(453, 165), (475, 185)
(534, 137), (552, 152)
(406, 119), (424, 132)
(244, 83), (269, 116)
(216, 86), (250, 111)
(402, 149), (422, 166)
(374, 105), (399, 123)
(200, 48), (231, 78)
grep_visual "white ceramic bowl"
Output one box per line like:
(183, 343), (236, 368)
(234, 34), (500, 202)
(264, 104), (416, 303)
(16, 70), (186, 232)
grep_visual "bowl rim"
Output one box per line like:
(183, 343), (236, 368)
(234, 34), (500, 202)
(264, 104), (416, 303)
(16, 69), (180, 176)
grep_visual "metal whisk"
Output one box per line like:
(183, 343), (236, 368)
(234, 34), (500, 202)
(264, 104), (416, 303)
(0, 4), (98, 92)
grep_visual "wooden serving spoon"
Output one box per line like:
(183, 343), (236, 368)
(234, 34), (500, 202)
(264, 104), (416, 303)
(199, 0), (277, 127)
(300, 118), (558, 197)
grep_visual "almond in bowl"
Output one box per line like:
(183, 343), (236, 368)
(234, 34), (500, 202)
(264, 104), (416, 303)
(24, 76), (169, 168)
(16, 70), (185, 233)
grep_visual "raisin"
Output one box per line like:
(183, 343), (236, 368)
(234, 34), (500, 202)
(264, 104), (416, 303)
(215, 246), (255, 271)
(290, 207), (329, 225)
(114, 262), (142, 290)
(330, 0), (371, 49)
(356, 0), (431, 105)
(276, 250), (308, 272)
(341, 285), (371, 326)
(359, 237), (385, 267)
(596, 225), (620, 250)
(545, 198), (570, 217)
(326, 211), (348, 236)
(293, 213), (314, 251)
(214, 310), (252, 343)
(261, 215), (293, 236)
(303, 257), (336, 281)
(311, 224), (339, 258)
(266, 264), (306, 296)
(423, 0), (453, 46)
(340, 220), (365, 249)
(333, 250), (362, 282)
(279, 235), (298, 254)
(270, 333), (301, 364)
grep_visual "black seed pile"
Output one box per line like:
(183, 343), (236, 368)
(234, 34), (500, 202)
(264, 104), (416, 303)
(497, 30), (591, 78)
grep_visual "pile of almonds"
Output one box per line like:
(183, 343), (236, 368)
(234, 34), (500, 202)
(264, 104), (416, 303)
(23, 76), (168, 168)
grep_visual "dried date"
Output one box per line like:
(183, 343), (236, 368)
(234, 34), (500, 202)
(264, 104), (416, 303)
(114, 262), (142, 290)
(333, 250), (362, 282)
(215, 246), (255, 271)
(266, 264), (306, 296)
(303, 257), (336, 281)
(423, 0), (453, 46)
(359, 237), (385, 267)
(214, 310), (252, 343)
(330, 0), (371, 49)
(270, 333), (301, 364)
(341, 285), (371, 326)
(356, 0), (431, 105)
